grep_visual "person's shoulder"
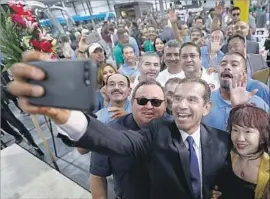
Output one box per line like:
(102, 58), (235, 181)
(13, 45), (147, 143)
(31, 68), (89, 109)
(249, 95), (269, 110)
(248, 78), (269, 90)
(202, 123), (229, 142)
(157, 69), (168, 77)
(210, 89), (219, 98)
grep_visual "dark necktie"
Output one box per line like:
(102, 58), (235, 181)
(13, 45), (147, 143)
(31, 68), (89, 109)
(186, 136), (201, 199)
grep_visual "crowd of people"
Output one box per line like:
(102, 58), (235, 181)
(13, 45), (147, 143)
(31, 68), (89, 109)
(1, 2), (270, 199)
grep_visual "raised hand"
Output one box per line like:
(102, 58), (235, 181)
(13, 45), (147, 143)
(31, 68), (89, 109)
(210, 35), (221, 54)
(108, 107), (128, 119)
(78, 35), (89, 52)
(230, 74), (258, 107)
(8, 51), (71, 124)
(168, 9), (178, 23)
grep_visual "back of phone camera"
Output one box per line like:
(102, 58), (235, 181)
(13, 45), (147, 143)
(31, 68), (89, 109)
(28, 60), (97, 112)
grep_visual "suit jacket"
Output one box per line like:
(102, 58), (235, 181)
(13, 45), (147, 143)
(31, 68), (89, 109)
(75, 117), (230, 199)
(221, 40), (259, 54)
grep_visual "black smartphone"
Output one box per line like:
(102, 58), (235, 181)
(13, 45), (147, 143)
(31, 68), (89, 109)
(28, 60), (97, 111)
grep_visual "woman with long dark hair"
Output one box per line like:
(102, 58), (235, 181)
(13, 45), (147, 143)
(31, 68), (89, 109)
(153, 36), (166, 71)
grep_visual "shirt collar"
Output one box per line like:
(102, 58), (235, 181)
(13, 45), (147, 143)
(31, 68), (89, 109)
(179, 127), (201, 148)
(216, 89), (232, 108)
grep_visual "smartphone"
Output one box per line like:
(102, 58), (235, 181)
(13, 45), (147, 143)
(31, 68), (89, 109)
(28, 60), (97, 111)
(85, 32), (101, 45)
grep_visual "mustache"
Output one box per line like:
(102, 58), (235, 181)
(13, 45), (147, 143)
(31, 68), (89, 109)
(220, 71), (233, 78)
(111, 89), (123, 94)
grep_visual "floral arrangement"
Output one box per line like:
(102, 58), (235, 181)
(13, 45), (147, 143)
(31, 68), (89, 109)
(0, 1), (55, 71)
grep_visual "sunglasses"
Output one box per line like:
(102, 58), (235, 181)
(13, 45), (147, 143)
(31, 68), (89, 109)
(135, 98), (164, 107)
(233, 13), (240, 16)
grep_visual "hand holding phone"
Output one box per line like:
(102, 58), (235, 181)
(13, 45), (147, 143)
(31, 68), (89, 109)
(7, 51), (97, 124)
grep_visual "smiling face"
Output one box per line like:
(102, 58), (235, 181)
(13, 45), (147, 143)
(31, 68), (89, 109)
(106, 74), (131, 103)
(155, 38), (165, 52)
(219, 54), (246, 90)
(172, 82), (211, 134)
(165, 82), (179, 114)
(195, 18), (203, 29)
(234, 21), (249, 38)
(228, 37), (246, 56)
(179, 24), (188, 36)
(190, 30), (202, 43)
(226, 24), (234, 38)
(132, 84), (166, 126)
(164, 47), (181, 69)
(139, 55), (161, 81)
(147, 26), (157, 40)
(180, 45), (201, 77)
(231, 125), (260, 156)
(102, 65), (116, 84)
(123, 46), (136, 64)
(90, 48), (105, 64)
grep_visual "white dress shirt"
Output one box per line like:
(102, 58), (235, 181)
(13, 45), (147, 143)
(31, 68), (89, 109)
(179, 127), (203, 198)
(57, 111), (88, 141)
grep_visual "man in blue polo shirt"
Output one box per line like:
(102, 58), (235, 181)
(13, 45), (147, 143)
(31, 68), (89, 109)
(90, 81), (167, 199)
(118, 44), (139, 82)
(96, 73), (132, 124)
(203, 52), (269, 131)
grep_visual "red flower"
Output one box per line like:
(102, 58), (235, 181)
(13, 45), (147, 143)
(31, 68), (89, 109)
(40, 41), (53, 53)
(9, 2), (32, 16)
(30, 39), (41, 50)
(11, 14), (26, 27)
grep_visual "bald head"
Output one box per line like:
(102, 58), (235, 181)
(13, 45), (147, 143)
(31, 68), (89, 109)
(234, 21), (249, 37)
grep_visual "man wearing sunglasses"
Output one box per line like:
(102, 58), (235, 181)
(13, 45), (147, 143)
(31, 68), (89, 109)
(230, 7), (241, 25)
(90, 81), (166, 199)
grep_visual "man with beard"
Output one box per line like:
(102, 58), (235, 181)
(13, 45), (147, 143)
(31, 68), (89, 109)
(156, 40), (185, 86)
(131, 52), (161, 90)
(164, 77), (181, 120)
(90, 81), (166, 199)
(202, 52), (269, 131)
(95, 74), (132, 124)
(118, 44), (139, 82)
(227, 35), (269, 106)
(221, 21), (259, 54)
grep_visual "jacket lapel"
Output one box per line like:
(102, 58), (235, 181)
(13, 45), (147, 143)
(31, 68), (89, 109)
(200, 124), (212, 196)
(171, 122), (193, 194)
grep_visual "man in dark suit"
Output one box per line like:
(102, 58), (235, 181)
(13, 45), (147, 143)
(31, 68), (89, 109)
(7, 53), (230, 199)
(59, 78), (230, 199)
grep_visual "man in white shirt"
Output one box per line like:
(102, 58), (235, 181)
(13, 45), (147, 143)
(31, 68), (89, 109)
(131, 52), (161, 91)
(180, 42), (220, 91)
(156, 40), (185, 87)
